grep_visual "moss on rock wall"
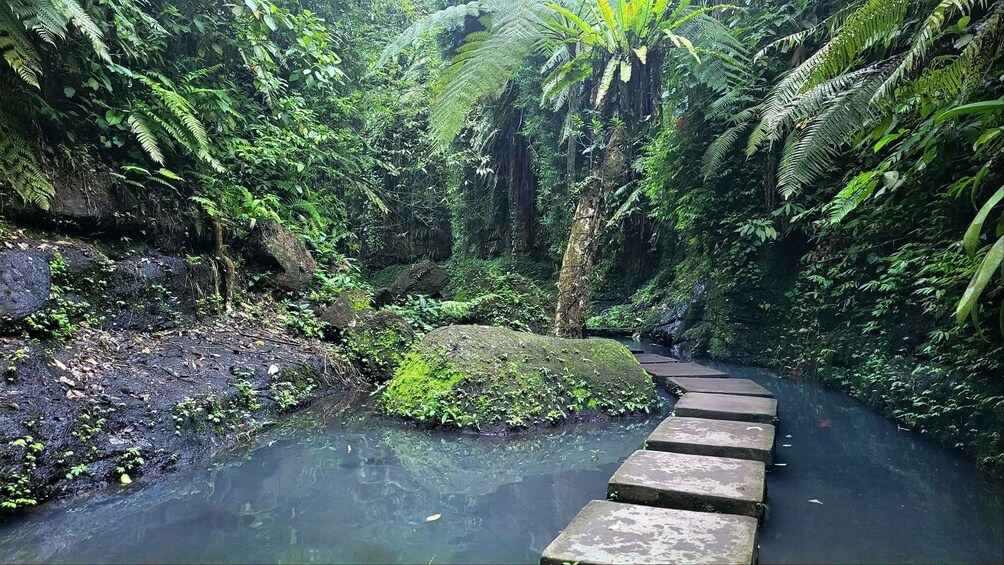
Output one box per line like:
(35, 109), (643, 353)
(381, 325), (657, 431)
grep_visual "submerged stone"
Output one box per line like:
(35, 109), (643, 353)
(666, 377), (773, 398)
(381, 325), (657, 430)
(674, 393), (777, 424)
(608, 450), (766, 518)
(647, 416), (775, 466)
(633, 353), (679, 364)
(540, 500), (758, 565)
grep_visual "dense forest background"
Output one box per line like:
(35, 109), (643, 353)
(1, 0), (1002, 473)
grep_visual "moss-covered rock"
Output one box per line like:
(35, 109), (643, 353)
(346, 310), (415, 381)
(319, 290), (373, 333)
(381, 325), (657, 431)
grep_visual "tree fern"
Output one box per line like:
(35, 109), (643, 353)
(428, 0), (547, 145)
(375, 1), (484, 68)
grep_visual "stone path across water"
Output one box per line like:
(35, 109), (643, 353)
(675, 392), (778, 424)
(667, 376), (774, 398)
(633, 353), (680, 364)
(541, 348), (777, 565)
(642, 362), (729, 384)
(608, 450), (766, 518)
(647, 416), (776, 466)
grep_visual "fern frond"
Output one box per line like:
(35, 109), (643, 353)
(776, 61), (892, 197)
(872, 0), (985, 102)
(429, 0), (548, 146)
(0, 111), (53, 208)
(806, 0), (907, 87)
(127, 113), (164, 165)
(702, 121), (749, 179)
(375, 1), (483, 68)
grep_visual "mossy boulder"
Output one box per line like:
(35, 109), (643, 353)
(319, 290), (373, 332)
(345, 310), (415, 381)
(381, 325), (657, 431)
(390, 260), (449, 298)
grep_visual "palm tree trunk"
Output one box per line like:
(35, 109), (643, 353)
(553, 127), (624, 338)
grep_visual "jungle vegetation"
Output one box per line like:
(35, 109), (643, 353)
(1, 0), (1002, 468)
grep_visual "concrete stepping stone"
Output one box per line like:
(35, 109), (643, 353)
(642, 362), (727, 385)
(632, 353), (678, 364)
(608, 450), (765, 519)
(540, 500), (758, 565)
(647, 416), (775, 466)
(674, 393), (777, 424)
(666, 376), (773, 398)
(626, 345), (644, 354)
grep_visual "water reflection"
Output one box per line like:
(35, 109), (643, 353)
(0, 394), (672, 564)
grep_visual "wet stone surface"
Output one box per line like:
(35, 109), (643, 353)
(646, 416), (775, 466)
(674, 392), (778, 424)
(632, 353), (679, 364)
(608, 450), (765, 518)
(540, 500), (758, 565)
(666, 377), (774, 398)
(643, 363), (728, 385)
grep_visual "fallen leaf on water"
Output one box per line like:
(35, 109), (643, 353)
(819, 420), (831, 429)
(425, 514), (441, 522)
(347, 445), (352, 453)
(121, 474), (132, 485)
(268, 364), (280, 375)
(808, 499), (823, 505)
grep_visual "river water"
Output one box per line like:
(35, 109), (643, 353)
(1, 347), (1001, 564)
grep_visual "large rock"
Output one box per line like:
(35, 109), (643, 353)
(0, 250), (51, 323)
(345, 310), (415, 381)
(381, 325), (658, 431)
(390, 260), (449, 298)
(245, 220), (317, 290)
(318, 290), (373, 332)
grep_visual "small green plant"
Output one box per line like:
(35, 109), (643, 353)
(115, 447), (145, 478)
(66, 464), (90, 480)
(282, 302), (325, 338)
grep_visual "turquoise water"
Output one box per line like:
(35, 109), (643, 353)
(0, 352), (1002, 564)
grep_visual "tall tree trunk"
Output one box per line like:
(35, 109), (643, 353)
(553, 127), (624, 338)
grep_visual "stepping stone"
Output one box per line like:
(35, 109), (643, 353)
(608, 450), (766, 519)
(632, 353), (678, 364)
(540, 500), (758, 565)
(647, 416), (775, 466)
(666, 377), (773, 398)
(643, 362), (727, 385)
(626, 345), (645, 354)
(674, 393), (777, 424)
